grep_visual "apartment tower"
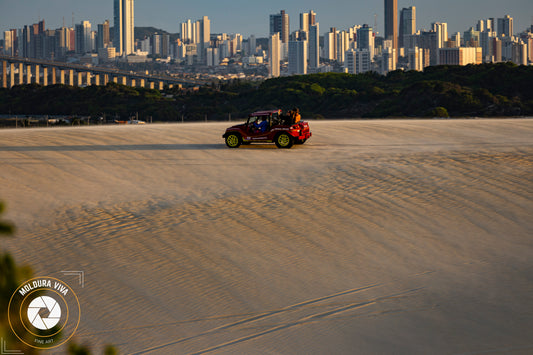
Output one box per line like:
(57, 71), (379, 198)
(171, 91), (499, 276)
(399, 6), (416, 48)
(384, 0), (398, 55)
(269, 32), (281, 77)
(270, 10), (289, 43)
(114, 0), (134, 56)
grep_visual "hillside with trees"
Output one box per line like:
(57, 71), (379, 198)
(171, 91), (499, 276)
(0, 62), (532, 122)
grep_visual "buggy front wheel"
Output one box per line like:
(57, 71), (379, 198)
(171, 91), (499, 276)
(225, 133), (242, 148)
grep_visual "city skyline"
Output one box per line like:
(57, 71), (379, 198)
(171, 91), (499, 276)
(1, 0), (532, 38)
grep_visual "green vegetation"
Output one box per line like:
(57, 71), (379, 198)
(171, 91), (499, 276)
(0, 82), (177, 121)
(1, 63), (532, 121)
(0, 201), (36, 354)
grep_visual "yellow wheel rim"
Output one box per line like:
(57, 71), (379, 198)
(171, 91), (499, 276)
(278, 134), (290, 147)
(227, 135), (239, 147)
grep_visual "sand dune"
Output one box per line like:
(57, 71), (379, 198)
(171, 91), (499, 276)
(1, 119), (532, 354)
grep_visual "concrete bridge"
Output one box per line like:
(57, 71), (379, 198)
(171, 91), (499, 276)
(0, 55), (206, 90)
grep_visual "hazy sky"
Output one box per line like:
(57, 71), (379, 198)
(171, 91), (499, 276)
(1, 0), (532, 38)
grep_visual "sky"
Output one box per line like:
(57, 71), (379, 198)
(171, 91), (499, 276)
(1, 0), (532, 38)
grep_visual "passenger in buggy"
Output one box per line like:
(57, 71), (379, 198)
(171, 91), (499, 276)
(292, 108), (301, 123)
(282, 108), (301, 124)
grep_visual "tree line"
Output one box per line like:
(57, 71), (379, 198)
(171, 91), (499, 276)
(0, 62), (531, 122)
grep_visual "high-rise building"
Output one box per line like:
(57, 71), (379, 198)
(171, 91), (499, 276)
(97, 20), (110, 49)
(438, 47), (482, 65)
(114, 0), (134, 56)
(206, 47), (219, 66)
(269, 32), (280, 77)
(418, 30), (438, 65)
(497, 15), (513, 37)
(381, 47), (396, 73)
(345, 48), (371, 74)
(384, 0), (398, 55)
(327, 27), (338, 61)
(486, 18), (495, 33)
(199, 16), (210, 61)
(476, 20), (485, 32)
(492, 37), (502, 62)
(308, 11), (316, 27)
(479, 31), (496, 61)
(180, 20), (193, 43)
(270, 10), (289, 43)
(399, 6), (416, 48)
(432, 22), (448, 49)
(299, 10), (316, 32)
(300, 13), (309, 32)
(323, 31), (336, 60)
(21, 26), (30, 57)
(449, 32), (461, 48)
(357, 24), (374, 59)
(38, 20), (45, 34)
(464, 27), (480, 47)
(408, 47), (424, 71)
(151, 34), (161, 56)
(247, 35), (256, 56)
(289, 39), (308, 75)
(336, 31), (349, 63)
(309, 23), (320, 69)
(3, 30), (15, 56)
(54, 27), (69, 59)
(75, 21), (92, 54)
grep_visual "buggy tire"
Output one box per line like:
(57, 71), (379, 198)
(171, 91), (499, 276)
(225, 133), (242, 148)
(275, 133), (294, 149)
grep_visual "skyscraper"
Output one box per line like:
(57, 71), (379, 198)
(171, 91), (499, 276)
(248, 35), (256, 55)
(357, 24), (375, 59)
(180, 20), (192, 43)
(97, 20), (110, 50)
(289, 39), (307, 75)
(399, 6), (416, 48)
(3, 31), (14, 56)
(300, 13), (309, 32)
(299, 10), (316, 33)
(345, 48), (371, 74)
(432, 22), (448, 49)
(269, 32), (280, 77)
(384, 0), (398, 55)
(497, 15), (513, 37)
(309, 23), (320, 69)
(308, 11), (316, 27)
(199, 16), (210, 62)
(324, 31), (336, 60)
(75, 21), (92, 54)
(270, 10), (289, 43)
(336, 31), (349, 63)
(114, 0), (134, 56)
(22, 26), (30, 58)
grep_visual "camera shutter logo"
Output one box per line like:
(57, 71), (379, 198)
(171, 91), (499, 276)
(27, 295), (62, 330)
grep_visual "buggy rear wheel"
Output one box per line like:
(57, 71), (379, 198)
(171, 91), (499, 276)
(275, 133), (293, 149)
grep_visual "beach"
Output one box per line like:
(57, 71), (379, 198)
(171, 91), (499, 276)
(1, 119), (532, 354)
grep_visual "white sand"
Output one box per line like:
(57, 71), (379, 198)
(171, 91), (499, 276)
(1, 119), (532, 354)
